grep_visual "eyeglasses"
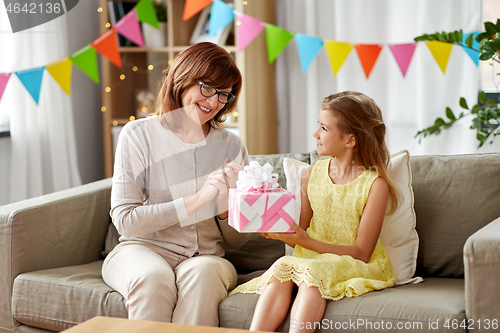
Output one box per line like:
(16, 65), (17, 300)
(197, 80), (235, 104)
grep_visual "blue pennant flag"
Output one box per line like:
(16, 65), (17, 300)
(16, 67), (45, 104)
(295, 33), (324, 72)
(208, 0), (234, 36)
(462, 32), (481, 66)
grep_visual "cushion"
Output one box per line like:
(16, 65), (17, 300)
(410, 153), (500, 278)
(283, 150), (421, 285)
(12, 261), (127, 332)
(220, 277), (465, 332)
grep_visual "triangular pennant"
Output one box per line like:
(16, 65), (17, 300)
(69, 45), (100, 84)
(236, 12), (264, 52)
(15, 67), (45, 104)
(389, 43), (417, 77)
(136, 0), (160, 28)
(183, 0), (213, 21)
(264, 23), (295, 63)
(208, 0), (234, 36)
(0, 73), (11, 103)
(462, 31), (481, 66)
(115, 8), (144, 47)
(425, 41), (453, 74)
(324, 40), (353, 76)
(91, 28), (122, 68)
(46, 57), (73, 95)
(295, 33), (323, 72)
(355, 44), (383, 78)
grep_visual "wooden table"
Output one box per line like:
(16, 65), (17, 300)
(62, 316), (254, 333)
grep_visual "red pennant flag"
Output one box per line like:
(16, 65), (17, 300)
(355, 44), (383, 79)
(183, 0), (213, 21)
(91, 28), (122, 68)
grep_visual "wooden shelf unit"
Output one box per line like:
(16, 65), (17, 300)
(99, 0), (277, 178)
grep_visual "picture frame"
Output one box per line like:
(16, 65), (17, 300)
(189, 4), (233, 45)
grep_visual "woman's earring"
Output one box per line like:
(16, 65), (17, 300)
(346, 148), (348, 151)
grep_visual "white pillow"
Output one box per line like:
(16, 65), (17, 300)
(283, 150), (422, 285)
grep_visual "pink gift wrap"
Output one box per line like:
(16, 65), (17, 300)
(228, 188), (296, 233)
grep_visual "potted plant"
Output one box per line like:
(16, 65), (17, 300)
(143, 0), (168, 47)
(414, 20), (500, 148)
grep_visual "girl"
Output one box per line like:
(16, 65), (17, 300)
(230, 91), (400, 332)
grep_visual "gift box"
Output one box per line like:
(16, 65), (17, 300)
(228, 161), (296, 233)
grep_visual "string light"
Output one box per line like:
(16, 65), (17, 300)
(97, 7), (103, 12)
(148, 65), (154, 70)
(105, 87), (111, 92)
(243, 1), (247, 5)
(132, 66), (138, 72)
(236, 21), (241, 26)
(168, 60), (173, 66)
(101, 106), (107, 112)
(112, 121), (118, 126)
(233, 111), (239, 118)
(129, 116), (136, 121)
(105, 22), (111, 28)
(120, 74), (126, 80)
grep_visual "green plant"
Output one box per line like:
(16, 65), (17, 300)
(153, 0), (167, 22)
(414, 19), (500, 148)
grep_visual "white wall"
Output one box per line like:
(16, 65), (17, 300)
(66, 0), (104, 183)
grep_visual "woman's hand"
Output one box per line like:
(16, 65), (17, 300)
(209, 161), (243, 218)
(260, 222), (310, 248)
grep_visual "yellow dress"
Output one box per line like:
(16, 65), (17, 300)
(230, 158), (395, 300)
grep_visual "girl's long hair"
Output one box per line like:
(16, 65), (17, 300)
(155, 42), (242, 129)
(322, 91), (401, 214)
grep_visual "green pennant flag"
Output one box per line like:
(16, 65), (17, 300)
(136, 0), (159, 29)
(265, 23), (295, 63)
(69, 45), (100, 84)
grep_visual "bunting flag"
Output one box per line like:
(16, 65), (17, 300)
(0, 74), (11, 103)
(136, 0), (160, 28)
(462, 32), (481, 66)
(91, 28), (122, 68)
(15, 67), (45, 104)
(324, 40), (353, 76)
(425, 41), (453, 74)
(295, 34), (324, 72)
(46, 57), (73, 95)
(209, 0), (234, 36)
(183, 0), (213, 21)
(355, 44), (383, 78)
(70, 45), (100, 84)
(236, 13), (264, 52)
(389, 43), (417, 77)
(115, 8), (144, 47)
(265, 23), (295, 63)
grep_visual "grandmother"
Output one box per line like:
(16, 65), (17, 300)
(102, 42), (250, 326)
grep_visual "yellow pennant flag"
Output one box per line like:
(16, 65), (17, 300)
(425, 41), (453, 74)
(46, 57), (73, 95)
(324, 40), (353, 76)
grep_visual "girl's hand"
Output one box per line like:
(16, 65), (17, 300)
(261, 222), (310, 248)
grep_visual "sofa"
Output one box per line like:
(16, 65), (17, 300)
(1, 151), (499, 333)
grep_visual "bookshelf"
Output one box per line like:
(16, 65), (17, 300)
(99, 0), (277, 178)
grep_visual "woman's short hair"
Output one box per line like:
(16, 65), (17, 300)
(155, 42), (242, 129)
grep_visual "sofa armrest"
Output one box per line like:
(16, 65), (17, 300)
(464, 216), (500, 328)
(0, 178), (112, 332)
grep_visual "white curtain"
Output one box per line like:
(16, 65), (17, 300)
(276, 0), (500, 155)
(0, 6), (81, 205)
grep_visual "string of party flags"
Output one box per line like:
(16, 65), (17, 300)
(0, 0), (159, 105)
(185, 0), (481, 77)
(0, 0), (482, 106)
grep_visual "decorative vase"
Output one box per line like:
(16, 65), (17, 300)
(143, 22), (167, 47)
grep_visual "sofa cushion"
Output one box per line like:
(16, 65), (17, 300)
(220, 277), (465, 332)
(283, 151), (421, 285)
(12, 261), (127, 332)
(410, 153), (500, 278)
